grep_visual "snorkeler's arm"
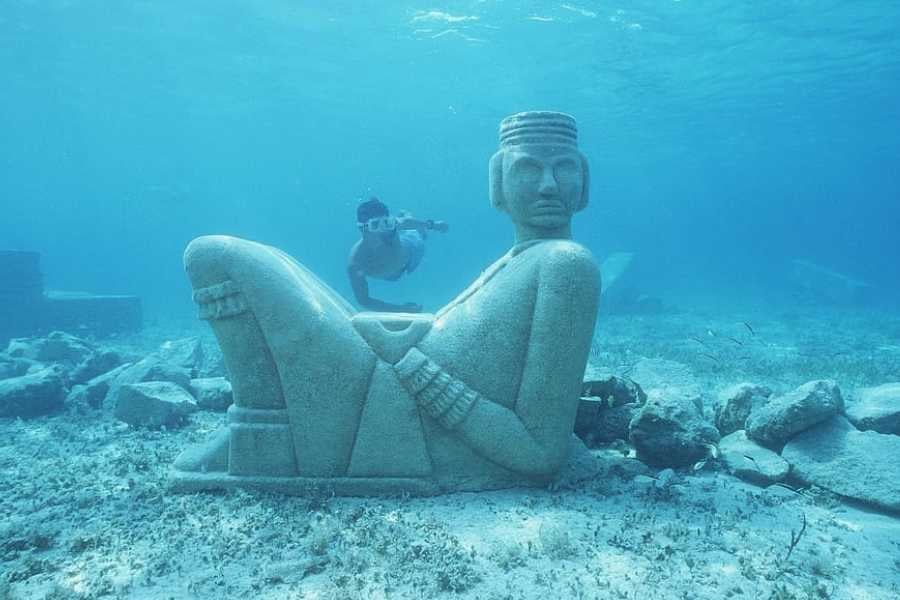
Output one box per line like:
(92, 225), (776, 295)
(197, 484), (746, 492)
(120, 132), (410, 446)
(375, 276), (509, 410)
(394, 244), (599, 477)
(347, 264), (417, 312)
(396, 216), (449, 233)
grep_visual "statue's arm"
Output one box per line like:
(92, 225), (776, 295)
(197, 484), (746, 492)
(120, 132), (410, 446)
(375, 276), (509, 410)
(395, 244), (600, 477)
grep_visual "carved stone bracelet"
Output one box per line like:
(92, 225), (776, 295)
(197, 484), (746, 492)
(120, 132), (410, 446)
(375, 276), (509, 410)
(394, 348), (480, 429)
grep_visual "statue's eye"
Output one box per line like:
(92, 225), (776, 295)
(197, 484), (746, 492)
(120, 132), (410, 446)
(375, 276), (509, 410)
(554, 159), (579, 184)
(511, 159), (542, 184)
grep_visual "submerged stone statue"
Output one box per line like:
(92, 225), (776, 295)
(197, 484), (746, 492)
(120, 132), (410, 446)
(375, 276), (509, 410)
(171, 111), (600, 495)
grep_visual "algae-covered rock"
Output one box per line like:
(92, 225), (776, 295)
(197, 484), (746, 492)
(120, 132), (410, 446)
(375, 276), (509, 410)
(628, 392), (719, 468)
(746, 380), (843, 450)
(714, 383), (772, 436)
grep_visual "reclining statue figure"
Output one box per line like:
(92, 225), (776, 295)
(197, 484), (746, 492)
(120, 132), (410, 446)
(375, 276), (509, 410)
(171, 111), (601, 495)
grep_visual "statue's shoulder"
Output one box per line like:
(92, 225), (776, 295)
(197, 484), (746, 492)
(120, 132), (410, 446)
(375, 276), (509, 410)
(533, 240), (598, 275)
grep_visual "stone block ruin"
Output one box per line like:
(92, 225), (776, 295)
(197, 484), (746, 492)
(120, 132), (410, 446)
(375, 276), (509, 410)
(0, 250), (141, 343)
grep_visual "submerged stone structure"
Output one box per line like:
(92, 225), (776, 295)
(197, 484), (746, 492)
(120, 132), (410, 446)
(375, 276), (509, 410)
(0, 250), (142, 344)
(171, 111), (600, 495)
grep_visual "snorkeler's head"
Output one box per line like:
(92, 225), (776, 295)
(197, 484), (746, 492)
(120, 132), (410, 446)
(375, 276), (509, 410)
(357, 197), (389, 223)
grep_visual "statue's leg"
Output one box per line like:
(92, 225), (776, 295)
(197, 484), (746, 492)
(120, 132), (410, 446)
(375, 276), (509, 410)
(183, 236), (375, 479)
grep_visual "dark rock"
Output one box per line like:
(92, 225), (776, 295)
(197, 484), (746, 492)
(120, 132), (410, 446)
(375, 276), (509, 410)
(582, 374), (646, 407)
(746, 380), (843, 450)
(113, 381), (198, 428)
(714, 383), (772, 436)
(574, 398), (637, 446)
(157, 338), (205, 376)
(188, 377), (233, 411)
(576, 375), (646, 446)
(845, 383), (900, 435)
(782, 416), (900, 512)
(71, 350), (123, 385)
(0, 366), (67, 418)
(719, 430), (789, 486)
(628, 392), (720, 468)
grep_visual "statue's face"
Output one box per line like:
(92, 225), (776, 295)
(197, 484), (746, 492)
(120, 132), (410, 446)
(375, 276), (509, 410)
(501, 145), (584, 230)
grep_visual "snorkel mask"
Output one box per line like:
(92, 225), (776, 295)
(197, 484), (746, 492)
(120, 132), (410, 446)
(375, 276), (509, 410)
(360, 215), (398, 234)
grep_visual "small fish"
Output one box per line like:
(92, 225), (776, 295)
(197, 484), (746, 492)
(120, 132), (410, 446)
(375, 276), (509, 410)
(727, 336), (744, 346)
(743, 321), (755, 335)
(689, 336), (710, 348)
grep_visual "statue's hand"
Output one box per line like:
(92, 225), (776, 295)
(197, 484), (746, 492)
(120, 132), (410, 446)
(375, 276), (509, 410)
(433, 221), (449, 233)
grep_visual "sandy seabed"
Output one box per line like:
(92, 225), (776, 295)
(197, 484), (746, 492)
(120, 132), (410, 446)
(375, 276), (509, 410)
(2, 306), (899, 600)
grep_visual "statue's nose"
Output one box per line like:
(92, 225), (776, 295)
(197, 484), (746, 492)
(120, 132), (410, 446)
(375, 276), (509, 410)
(538, 166), (559, 196)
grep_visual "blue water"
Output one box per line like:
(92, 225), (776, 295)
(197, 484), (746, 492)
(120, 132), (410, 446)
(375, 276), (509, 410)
(2, 1), (899, 317)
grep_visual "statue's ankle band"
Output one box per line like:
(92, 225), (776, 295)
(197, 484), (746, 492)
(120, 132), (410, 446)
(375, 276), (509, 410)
(193, 280), (248, 320)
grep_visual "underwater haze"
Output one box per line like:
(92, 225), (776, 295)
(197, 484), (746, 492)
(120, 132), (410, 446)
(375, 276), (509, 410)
(2, 0), (900, 317)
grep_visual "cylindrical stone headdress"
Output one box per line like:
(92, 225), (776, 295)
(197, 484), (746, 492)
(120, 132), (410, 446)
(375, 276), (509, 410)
(499, 111), (578, 149)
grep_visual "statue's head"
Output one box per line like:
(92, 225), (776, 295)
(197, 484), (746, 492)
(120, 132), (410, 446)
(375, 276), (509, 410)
(489, 111), (589, 241)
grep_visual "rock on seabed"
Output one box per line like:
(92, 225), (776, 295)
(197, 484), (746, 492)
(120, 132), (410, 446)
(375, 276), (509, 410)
(782, 416), (900, 512)
(746, 380), (843, 449)
(845, 383), (900, 435)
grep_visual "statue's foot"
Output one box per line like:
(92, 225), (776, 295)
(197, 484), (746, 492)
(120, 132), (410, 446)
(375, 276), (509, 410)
(173, 427), (229, 474)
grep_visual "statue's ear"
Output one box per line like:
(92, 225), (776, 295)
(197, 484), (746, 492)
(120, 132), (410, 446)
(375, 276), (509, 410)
(489, 151), (505, 211)
(576, 152), (590, 212)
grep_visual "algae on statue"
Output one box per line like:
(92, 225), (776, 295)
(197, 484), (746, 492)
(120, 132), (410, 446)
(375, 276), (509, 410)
(172, 111), (601, 495)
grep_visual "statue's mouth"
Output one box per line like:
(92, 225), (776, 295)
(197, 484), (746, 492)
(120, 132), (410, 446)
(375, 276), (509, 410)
(532, 202), (564, 213)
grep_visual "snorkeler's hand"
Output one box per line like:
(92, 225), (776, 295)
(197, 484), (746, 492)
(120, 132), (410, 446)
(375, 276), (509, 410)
(432, 220), (449, 233)
(400, 302), (423, 313)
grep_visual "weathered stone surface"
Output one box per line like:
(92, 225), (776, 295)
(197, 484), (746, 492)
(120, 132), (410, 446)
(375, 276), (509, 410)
(172, 111), (602, 496)
(719, 430), (789, 486)
(629, 392), (720, 468)
(189, 377), (233, 411)
(110, 356), (191, 393)
(6, 331), (94, 365)
(0, 355), (31, 380)
(71, 350), (123, 385)
(783, 416), (900, 512)
(746, 380), (843, 450)
(201, 350), (227, 378)
(714, 383), (772, 436)
(845, 383), (900, 435)
(67, 363), (132, 409)
(157, 338), (205, 376)
(113, 382), (197, 428)
(0, 366), (66, 418)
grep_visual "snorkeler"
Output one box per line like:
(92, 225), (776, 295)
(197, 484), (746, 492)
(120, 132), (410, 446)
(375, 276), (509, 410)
(347, 197), (449, 313)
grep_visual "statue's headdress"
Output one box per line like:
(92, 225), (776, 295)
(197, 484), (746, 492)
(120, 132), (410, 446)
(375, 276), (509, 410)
(499, 111), (578, 149)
